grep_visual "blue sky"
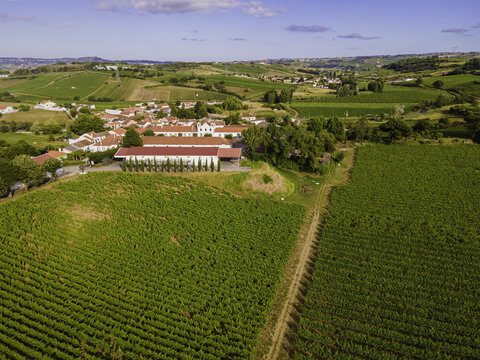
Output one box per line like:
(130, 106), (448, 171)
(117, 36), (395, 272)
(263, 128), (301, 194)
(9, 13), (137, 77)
(0, 0), (479, 61)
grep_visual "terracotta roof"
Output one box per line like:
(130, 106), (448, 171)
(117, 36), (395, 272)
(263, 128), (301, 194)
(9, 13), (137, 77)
(214, 126), (249, 133)
(115, 147), (219, 157)
(93, 135), (122, 147)
(113, 128), (127, 135)
(47, 150), (67, 158)
(74, 140), (93, 148)
(142, 136), (232, 146)
(218, 148), (242, 158)
(152, 125), (197, 133)
(32, 153), (56, 165)
(0, 105), (7, 110)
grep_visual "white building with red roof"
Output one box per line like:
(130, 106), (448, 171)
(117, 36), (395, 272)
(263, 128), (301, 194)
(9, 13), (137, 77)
(142, 136), (232, 148)
(34, 100), (66, 112)
(214, 125), (249, 138)
(0, 105), (17, 114)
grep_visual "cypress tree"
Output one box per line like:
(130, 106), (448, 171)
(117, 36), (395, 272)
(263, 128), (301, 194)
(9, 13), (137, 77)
(217, 159), (221, 172)
(122, 159), (126, 172)
(180, 158), (184, 172)
(197, 158), (201, 172)
(129, 158), (133, 172)
(141, 160), (145, 172)
(173, 159), (177, 172)
(192, 160), (196, 172)
(204, 160), (208, 172)
(166, 158), (171, 172)
(135, 157), (139, 172)
(210, 158), (214, 172)
(147, 159), (152, 172)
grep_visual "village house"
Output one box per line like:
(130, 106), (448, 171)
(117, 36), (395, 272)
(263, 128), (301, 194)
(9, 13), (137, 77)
(91, 134), (123, 152)
(110, 128), (127, 137)
(34, 100), (67, 112)
(151, 125), (197, 137)
(213, 125), (249, 138)
(115, 146), (241, 167)
(142, 136), (233, 148)
(47, 150), (68, 160)
(0, 105), (17, 115)
(241, 114), (256, 122)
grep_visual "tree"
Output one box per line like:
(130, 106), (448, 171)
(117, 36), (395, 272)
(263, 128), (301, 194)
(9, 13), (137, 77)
(413, 119), (432, 132)
(242, 125), (262, 159)
(264, 90), (277, 104)
(217, 159), (221, 172)
(367, 79), (385, 93)
(332, 150), (345, 163)
(326, 117), (345, 142)
(129, 159), (133, 171)
(154, 159), (158, 172)
(197, 158), (201, 172)
(140, 160), (145, 172)
(433, 80), (444, 89)
(135, 157), (139, 171)
(143, 129), (155, 136)
(2, 140), (38, 160)
(223, 96), (243, 110)
(122, 159), (127, 171)
(147, 159), (152, 172)
(12, 155), (45, 188)
(179, 158), (184, 172)
(379, 119), (412, 141)
(71, 114), (104, 134)
(393, 104), (405, 119)
(166, 158), (171, 172)
(192, 160), (196, 172)
(173, 160), (177, 172)
(346, 117), (370, 141)
(225, 113), (241, 125)
(0, 159), (20, 187)
(194, 102), (208, 118)
(42, 158), (62, 179)
(0, 176), (8, 195)
(123, 127), (143, 147)
(415, 77), (423, 86)
(210, 158), (214, 172)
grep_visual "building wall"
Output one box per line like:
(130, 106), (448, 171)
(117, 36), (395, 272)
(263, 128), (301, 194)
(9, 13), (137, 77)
(123, 155), (218, 166)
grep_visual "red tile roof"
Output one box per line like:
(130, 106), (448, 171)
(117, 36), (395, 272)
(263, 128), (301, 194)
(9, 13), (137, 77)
(32, 153), (56, 165)
(115, 147), (219, 157)
(113, 128), (127, 135)
(152, 125), (197, 133)
(142, 136), (232, 146)
(47, 150), (67, 158)
(214, 126), (249, 133)
(218, 148), (242, 158)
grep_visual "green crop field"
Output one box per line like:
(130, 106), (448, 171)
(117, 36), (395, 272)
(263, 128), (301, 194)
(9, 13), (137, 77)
(0, 172), (306, 359)
(0, 109), (70, 125)
(291, 102), (414, 117)
(294, 84), (445, 104)
(294, 145), (480, 359)
(212, 63), (269, 75)
(2, 72), (110, 101)
(422, 74), (480, 88)
(0, 132), (65, 148)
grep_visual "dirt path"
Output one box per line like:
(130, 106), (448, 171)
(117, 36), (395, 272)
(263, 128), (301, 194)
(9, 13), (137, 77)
(265, 166), (334, 360)
(256, 150), (355, 360)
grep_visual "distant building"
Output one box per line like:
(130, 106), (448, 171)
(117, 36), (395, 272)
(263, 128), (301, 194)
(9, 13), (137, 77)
(0, 105), (17, 114)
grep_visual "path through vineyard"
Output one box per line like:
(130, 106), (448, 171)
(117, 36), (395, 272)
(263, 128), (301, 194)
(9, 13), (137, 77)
(259, 149), (355, 360)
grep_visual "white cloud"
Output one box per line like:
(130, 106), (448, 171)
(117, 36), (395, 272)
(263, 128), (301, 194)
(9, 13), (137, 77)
(0, 12), (48, 25)
(95, 0), (281, 17)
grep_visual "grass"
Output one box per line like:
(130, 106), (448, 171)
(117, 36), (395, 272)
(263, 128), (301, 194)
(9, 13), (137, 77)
(422, 74), (480, 87)
(0, 132), (65, 148)
(292, 102), (415, 118)
(0, 109), (70, 125)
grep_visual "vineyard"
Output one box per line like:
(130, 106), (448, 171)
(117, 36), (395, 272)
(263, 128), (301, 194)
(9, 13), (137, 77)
(293, 85), (444, 104)
(291, 102), (410, 117)
(0, 173), (306, 359)
(294, 145), (480, 359)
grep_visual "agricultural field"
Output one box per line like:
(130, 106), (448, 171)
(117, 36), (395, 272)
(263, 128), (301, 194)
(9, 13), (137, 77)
(422, 73), (480, 88)
(0, 172), (306, 359)
(291, 102), (412, 117)
(0, 109), (70, 125)
(0, 132), (65, 148)
(294, 84), (445, 104)
(294, 145), (480, 359)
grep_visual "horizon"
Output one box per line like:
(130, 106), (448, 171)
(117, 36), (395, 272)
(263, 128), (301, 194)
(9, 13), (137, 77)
(0, 0), (479, 61)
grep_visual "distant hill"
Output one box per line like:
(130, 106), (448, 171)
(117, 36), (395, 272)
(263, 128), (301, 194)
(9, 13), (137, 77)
(0, 57), (172, 70)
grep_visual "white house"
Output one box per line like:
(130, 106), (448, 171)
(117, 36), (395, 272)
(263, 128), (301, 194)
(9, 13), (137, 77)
(142, 136), (233, 148)
(90, 135), (122, 152)
(151, 125), (197, 137)
(241, 114), (256, 122)
(213, 126), (249, 139)
(105, 109), (122, 116)
(0, 105), (18, 115)
(115, 146), (241, 167)
(34, 100), (67, 112)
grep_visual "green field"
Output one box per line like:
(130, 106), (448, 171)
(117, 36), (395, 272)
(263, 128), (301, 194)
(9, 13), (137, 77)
(292, 102), (413, 117)
(212, 63), (269, 75)
(0, 172), (306, 359)
(0, 132), (65, 148)
(295, 145), (480, 359)
(0, 109), (70, 125)
(422, 74), (480, 87)
(294, 84), (445, 104)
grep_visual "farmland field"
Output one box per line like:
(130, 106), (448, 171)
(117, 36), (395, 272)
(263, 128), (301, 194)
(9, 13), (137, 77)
(0, 109), (70, 125)
(0, 132), (65, 148)
(291, 102), (414, 117)
(0, 172), (306, 359)
(422, 74), (480, 87)
(294, 145), (480, 359)
(294, 84), (445, 104)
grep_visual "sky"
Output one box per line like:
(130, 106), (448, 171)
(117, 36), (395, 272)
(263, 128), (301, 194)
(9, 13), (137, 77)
(0, 0), (479, 61)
